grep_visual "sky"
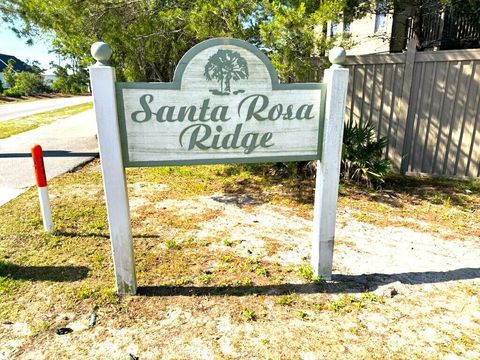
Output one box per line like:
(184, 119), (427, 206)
(0, 21), (59, 75)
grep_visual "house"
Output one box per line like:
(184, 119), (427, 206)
(0, 53), (32, 88)
(328, 1), (480, 55)
(42, 74), (57, 86)
(327, 8), (394, 55)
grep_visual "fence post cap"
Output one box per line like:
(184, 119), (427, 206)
(91, 42), (112, 65)
(328, 47), (346, 66)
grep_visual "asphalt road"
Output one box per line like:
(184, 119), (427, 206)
(0, 96), (93, 122)
(0, 109), (99, 206)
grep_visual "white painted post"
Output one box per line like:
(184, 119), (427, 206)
(31, 144), (53, 233)
(38, 187), (53, 232)
(311, 47), (349, 280)
(89, 42), (137, 295)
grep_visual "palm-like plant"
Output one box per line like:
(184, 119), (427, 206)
(341, 120), (391, 187)
(204, 49), (248, 94)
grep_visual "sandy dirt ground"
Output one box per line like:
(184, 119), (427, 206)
(1, 175), (479, 359)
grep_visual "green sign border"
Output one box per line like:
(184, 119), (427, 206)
(115, 38), (327, 167)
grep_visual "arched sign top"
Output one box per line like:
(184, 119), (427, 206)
(173, 38), (281, 91)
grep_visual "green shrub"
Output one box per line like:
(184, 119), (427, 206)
(11, 72), (46, 96)
(51, 77), (66, 93)
(50, 65), (89, 94)
(3, 88), (23, 98)
(51, 75), (88, 94)
(341, 120), (391, 187)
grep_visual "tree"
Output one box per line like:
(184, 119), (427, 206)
(25, 60), (44, 74)
(204, 49), (249, 95)
(50, 63), (89, 94)
(0, 0), (366, 83)
(372, 0), (480, 50)
(3, 58), (16, 88)
(0, 0), (262, 82)
(10, 72), (46, 96)
(259, 1), (357, 82)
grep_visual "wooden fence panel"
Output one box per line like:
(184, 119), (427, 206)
(342, 45), (480, 177)
(464, 64), (480, 177)
(381, 64), (399, 159)
(458, 62), (477, 175)
(446, 61), (473, 175)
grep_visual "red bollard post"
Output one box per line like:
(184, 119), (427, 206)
(31, 145), (53, 232)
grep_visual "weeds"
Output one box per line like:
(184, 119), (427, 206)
(198, 274), (214, 284)
(243, 257), (270, 278)
(0, 275), (18, 295)
(30, 320), (51, 336)
(276, 294), (295, 306)
(178, 276), (191, 285)
(237, 278), (253, 286)
(165, 239), (179, 250)
(329, 294), (385, 313)
(297, 264), (325, 285)
(223, 239), (234, 246)
(255, 267), (269, 277)
(220, 255), (233, 263)
(242, 309), (257, 321)
(75, 287), (119, 305)
(297, 310), (308, 320)
(360, 292), (384, 303)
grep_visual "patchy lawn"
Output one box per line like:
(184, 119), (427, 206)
(0, 102), (93, 139)
(0, 161), (479, 359)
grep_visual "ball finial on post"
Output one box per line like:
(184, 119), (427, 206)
(91, 42), (112, 66)
(328, 47), (346, 67)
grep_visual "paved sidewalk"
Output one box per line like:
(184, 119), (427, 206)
(0, 109), (99, 206)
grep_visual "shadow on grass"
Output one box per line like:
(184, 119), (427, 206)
(219, 164), (479, 210)
(137, 267), (480, 297)
(379, 175), (480, 209)
(0, 261), (90, 282)
(138, 283), (324, 297)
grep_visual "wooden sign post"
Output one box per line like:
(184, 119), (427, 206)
(89, 38), (348, 295)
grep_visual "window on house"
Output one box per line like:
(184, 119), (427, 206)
(343, 22), (351, 33)
(330, 22), (338, 36)
(374, 0), (387, 32)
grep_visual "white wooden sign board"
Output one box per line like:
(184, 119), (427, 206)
(89, 38), (349, 294)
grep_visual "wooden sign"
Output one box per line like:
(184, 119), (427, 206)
(116, 39), (326, 167)
(89, 38), (349, 295)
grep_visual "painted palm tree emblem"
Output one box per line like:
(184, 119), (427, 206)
(204, 49), (248, 95)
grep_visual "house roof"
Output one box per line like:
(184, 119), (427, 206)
(0, 54), (32, 73)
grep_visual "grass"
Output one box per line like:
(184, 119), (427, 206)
(328, 294), (385, 313)
(298, 264), (325, 285)
(0, 160), (479, 358)
(337, 175), (480, 240)
(0, 102), (93, 139)
(276, 294), (295, 306)
(242, 309), (257, 321)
